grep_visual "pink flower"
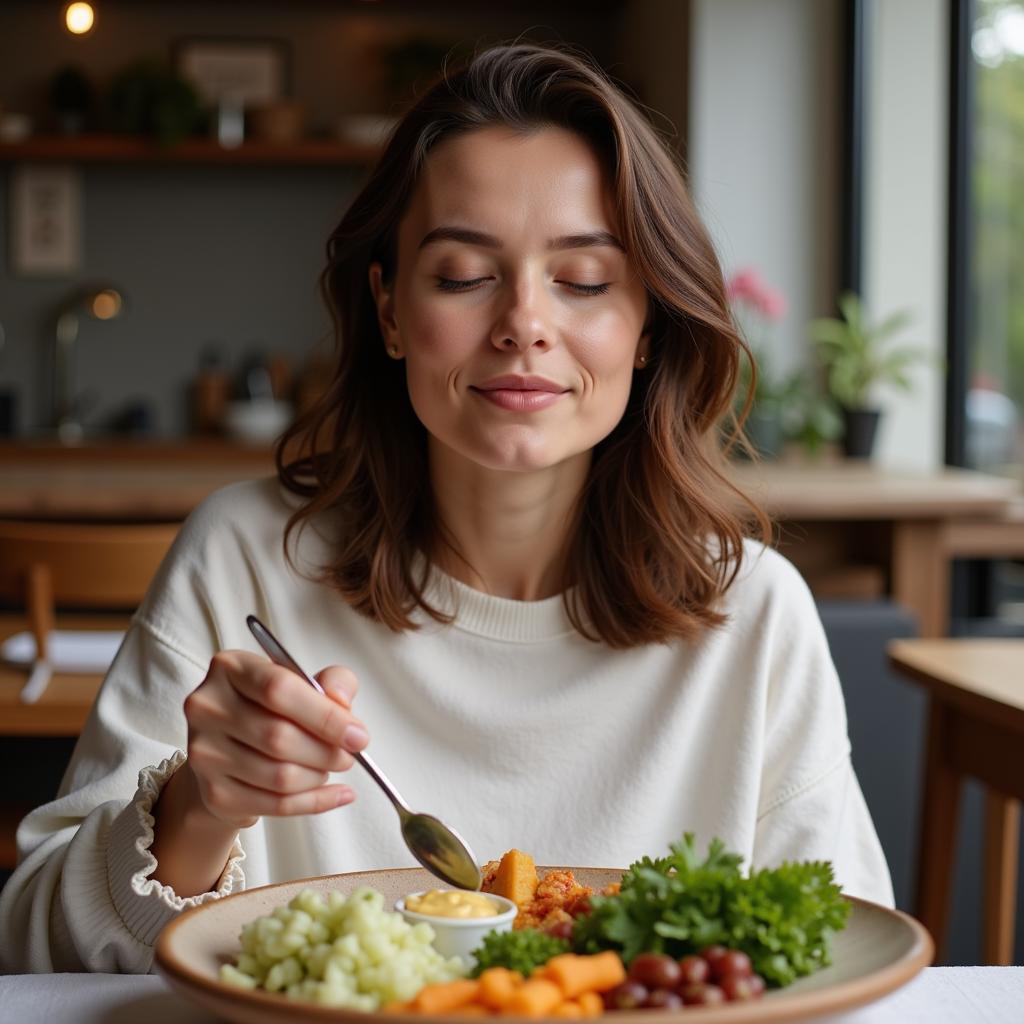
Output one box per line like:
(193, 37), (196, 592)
(759, 287), (787, 322)
(725, 267), (787, 323)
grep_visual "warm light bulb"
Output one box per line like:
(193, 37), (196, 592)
(64, 2), (95, 35)
(91, 290), (121, 320)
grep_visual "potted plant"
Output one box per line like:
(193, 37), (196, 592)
(726, 268), (789, 458)
(809, 292), (926, 459)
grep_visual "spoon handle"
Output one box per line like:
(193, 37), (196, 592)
(246, 615), (411, 816)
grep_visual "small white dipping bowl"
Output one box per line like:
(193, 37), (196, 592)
(396, 891), (517, 962)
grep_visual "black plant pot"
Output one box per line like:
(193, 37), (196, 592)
(840, 407), (882, 459)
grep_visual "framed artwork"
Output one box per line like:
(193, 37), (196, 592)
(8, 165), (81, 277)
(174, 37), (290, 107)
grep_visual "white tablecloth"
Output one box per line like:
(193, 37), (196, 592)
(0, 968), (1021, 1023)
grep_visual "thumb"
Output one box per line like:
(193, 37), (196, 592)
(315, 666), (359, 709)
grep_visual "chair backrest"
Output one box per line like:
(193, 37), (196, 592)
(0, 521), (178, 609)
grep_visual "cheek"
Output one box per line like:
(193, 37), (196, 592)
(400, 291), (481, 361)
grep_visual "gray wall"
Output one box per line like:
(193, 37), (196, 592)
(0, 0), (625, 437)
(0, 163), (354, 435)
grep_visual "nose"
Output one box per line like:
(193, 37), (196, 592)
(489, 276), (554, 353)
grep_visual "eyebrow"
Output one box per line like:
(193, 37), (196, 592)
(418, 226), (625, 252)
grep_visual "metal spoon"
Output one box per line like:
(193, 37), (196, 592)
(246, 614), (482, 891)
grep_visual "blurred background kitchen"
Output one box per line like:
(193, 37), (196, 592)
(1, 0), (1022, 968)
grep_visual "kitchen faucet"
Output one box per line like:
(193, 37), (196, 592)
(53, 286), (123, 442)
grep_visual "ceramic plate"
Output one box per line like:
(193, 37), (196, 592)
(154, 867), (932, 1024)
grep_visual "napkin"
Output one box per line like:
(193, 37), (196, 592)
(1, 630), (125, 704)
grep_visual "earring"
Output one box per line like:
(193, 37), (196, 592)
(637, 354), (648, 367)
(387, 345), (401, 359)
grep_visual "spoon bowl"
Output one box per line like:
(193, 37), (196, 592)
(246, 615), (482, 891)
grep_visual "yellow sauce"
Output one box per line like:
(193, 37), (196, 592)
(405, 889), (500, 919)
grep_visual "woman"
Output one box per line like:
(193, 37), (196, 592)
(0, 44), (892, 974)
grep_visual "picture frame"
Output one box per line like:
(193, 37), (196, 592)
(173, 37), (290, 108)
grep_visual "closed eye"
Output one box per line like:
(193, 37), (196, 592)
(436, 276), (491, 292)
(561, 281), (611, 296)
(435, 277), (611, 296)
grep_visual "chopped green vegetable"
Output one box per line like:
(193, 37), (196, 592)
(469, 928), (570, 977)
(571, 834), (850, 987)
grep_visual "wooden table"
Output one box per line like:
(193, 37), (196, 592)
(1, 447), (1021, 634)
(888, 639), (1024, 965)
(731, 462), (1024, 637)
(0, 440), (274, 521)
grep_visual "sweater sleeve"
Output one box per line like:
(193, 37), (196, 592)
(0, 619), (246, 974)
(746, 550), (894, 908)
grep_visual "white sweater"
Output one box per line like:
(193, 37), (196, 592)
(0, 478), (893, 974)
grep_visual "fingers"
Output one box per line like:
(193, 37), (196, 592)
(196, 770), (355, 822)
(211, 651), (370, 752)
(191, 734), (333, 795)
(317, 665), (359, 708)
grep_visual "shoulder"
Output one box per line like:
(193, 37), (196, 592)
(721, 539), (816, 619)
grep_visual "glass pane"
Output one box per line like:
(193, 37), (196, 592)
(966, 0), (1024, 475)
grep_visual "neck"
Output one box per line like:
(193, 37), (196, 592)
(428, 441), (590, 601)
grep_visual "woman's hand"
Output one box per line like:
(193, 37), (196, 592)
(181, 649), (370, 830)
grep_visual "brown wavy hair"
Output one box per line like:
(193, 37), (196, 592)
(277, 43), (769, 649)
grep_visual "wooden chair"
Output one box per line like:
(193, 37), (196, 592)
(888, 638), (1024, 965)
(0, 519), (178, 673)
(0, 520), (178, 870)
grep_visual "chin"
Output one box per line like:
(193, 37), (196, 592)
(462, 431), (576, 473)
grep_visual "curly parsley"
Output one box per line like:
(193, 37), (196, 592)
(469, 928), (570, 977)
(571, 834), (850, 987)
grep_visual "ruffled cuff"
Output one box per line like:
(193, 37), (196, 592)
(106, 750), (246, 948)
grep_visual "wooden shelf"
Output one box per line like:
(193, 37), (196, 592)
(0, 134), (381, 166)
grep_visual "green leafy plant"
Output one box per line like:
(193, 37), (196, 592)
(571, 834), (850, 988)
(469, 928), (570, 977)
(107, 60), (204, 145)
(810, 293), (927, 410)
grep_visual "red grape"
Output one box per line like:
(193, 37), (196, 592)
(545, 919), (573, 940)
(629, 953), (683, 990)
(680, 982), (726, 1006)
(677, 955), (710, 987)
(715, 950), (752, 981)
(721, 975), (760, 1001)
(643, 989), (684, 1010)
(700, 945), (730, 977)
(604, 980), (649, 1010)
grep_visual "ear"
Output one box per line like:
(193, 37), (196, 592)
(368, 262), (400, 355)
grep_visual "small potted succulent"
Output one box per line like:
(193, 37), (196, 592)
(809, 292), (927, 459)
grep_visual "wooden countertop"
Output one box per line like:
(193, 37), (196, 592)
(0, 441), (1020, 523)
(729, 461), (1022, 520)
(0, 439), (275, 520)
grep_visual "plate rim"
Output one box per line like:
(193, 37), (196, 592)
(154, 868), (934, 1023)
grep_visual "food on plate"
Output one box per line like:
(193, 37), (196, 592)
(390, 951), (626, 1016)
(404, 889), (503, 919)
(482, 850), (617, 934)
(480, 848), (539, 906)
(470, 927), (571, 977)
(218, 833), (849, 1014)
(603, 947), (766, 1010)
(571, 833), (850, 987)
(218, 886), (465, 1009)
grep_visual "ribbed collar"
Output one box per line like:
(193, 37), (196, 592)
(419, 562), (578, 644)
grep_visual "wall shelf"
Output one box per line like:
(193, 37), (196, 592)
(0, 134), (381, 166)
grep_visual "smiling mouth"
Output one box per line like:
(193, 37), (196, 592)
(469, 386), (568, 412)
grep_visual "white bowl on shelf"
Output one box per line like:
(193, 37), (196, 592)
(223, 399), (292, 443)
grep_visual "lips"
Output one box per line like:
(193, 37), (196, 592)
(473, 375), (568, 393)
(470, 375), (569, 412)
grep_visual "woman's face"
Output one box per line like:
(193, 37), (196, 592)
(370, 125), (650, 474)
